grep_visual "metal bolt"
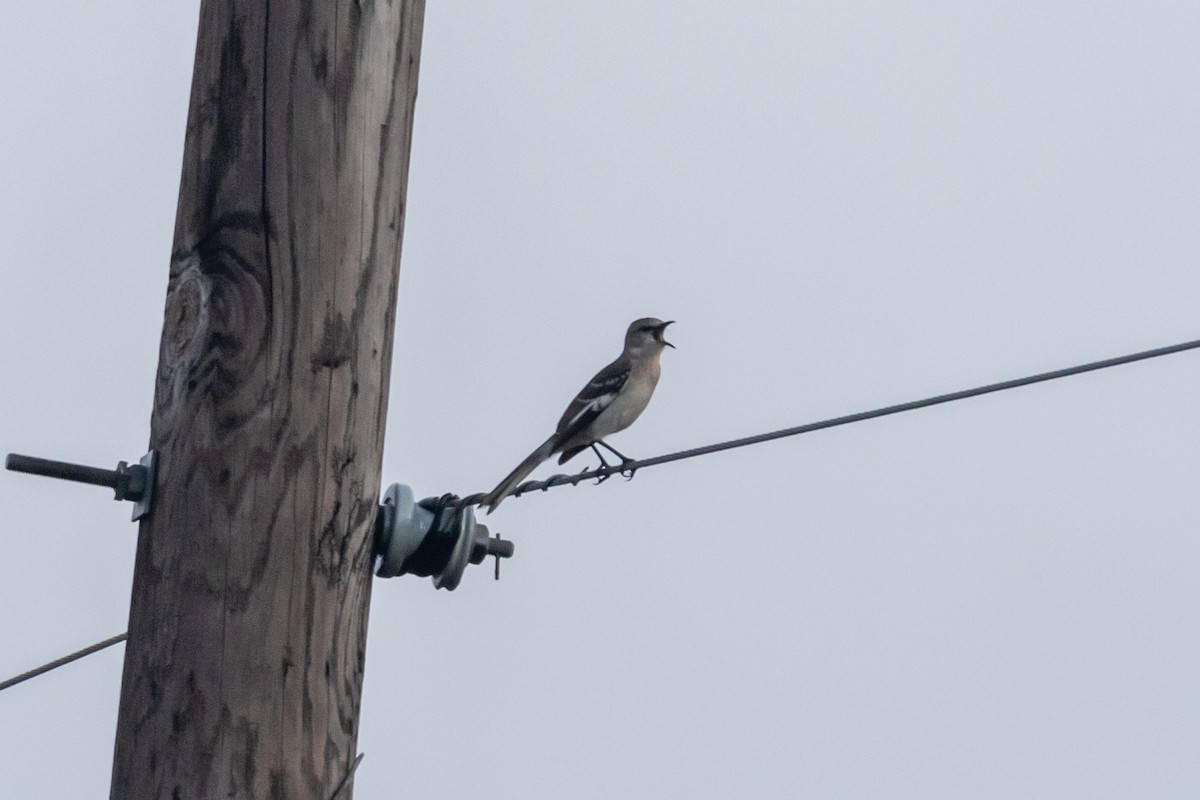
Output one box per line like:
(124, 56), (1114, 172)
(492, 533), (513, 579)
(5, 451), (157, 520)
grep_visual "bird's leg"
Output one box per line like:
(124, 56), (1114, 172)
(596, 440), (638, 480)
(588, 444), (613, 484)
(596, 440), (633, 462)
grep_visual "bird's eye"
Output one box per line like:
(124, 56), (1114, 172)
(639, 325), (652, 332)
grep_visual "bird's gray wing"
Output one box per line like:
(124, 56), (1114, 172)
(554, 357), (630, 443)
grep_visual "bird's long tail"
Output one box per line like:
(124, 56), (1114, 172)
(481, 436), (557, 513)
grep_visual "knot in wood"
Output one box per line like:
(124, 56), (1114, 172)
(154, 244), (271, 437)
(164, 258), (212, 368)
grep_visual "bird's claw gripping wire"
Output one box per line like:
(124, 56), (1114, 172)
(586, 443), (619, 483)
(594, 441), (639, 480)
(578, 465), (610, 485)
(587, 441), (642, 481)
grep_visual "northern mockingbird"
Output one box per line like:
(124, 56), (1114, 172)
(481, 317), (675, 512)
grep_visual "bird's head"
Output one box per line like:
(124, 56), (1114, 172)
(626, 317), (675, 356)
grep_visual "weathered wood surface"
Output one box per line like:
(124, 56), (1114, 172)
(111, 2), (424, 797)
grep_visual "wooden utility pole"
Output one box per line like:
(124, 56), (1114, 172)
(111, 2), (424, 797)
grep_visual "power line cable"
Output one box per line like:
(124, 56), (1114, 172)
(0, 633), (127, 693)
(458, 336), (1200, 506)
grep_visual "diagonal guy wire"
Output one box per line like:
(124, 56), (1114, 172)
(329, 753), (365, 800)
(457, 336), (1200, 507)
(0, 633), (128, 693)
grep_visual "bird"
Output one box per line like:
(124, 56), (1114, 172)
(481, 317), (675, 512)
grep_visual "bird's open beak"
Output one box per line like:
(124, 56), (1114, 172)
(655, 320), (676, 348)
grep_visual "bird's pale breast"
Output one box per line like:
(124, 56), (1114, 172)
(590, 361), (659, 437)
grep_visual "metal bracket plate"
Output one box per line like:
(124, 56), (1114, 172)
(131, 450), (157, 521)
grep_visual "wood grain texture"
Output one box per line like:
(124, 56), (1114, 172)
(111, 1), (424, 797)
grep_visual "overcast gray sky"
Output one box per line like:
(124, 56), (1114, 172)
(3, 1), (1200, 797)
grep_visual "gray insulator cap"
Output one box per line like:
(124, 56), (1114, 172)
(375, 483), (515, 590)
(374, 483), (432, 579)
